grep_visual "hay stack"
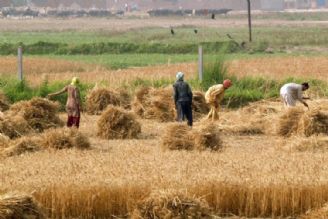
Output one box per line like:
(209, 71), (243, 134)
(41, 127), (90, 149)
(161, 123), (223, 151)
(86, 88), (121, 115)
(297, 108), (328, 137)
(0, 92), (10, 112)
(192, 91), (209, 120)
(8, 98), (63, 132)
(0, 116), (32, 139)
(280, 135), (328, 152)
(277, 107), (305, 137)
(118, 89), (131, 109)
(97, 106), (141, 139)
(132, 87), (176, 122)
(277, 107), (328, 137)
(161, 124), (194, 150)
(131, 190), (211, 219)
(1, 136), (41, 157)
(0, 193), (44, 219)
(194, 123), (222, 151)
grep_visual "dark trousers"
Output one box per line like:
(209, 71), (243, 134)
(67, 116), (80, 128)
(176, 101), (193, 126)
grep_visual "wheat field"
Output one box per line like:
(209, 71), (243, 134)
(1, 100), (328, 218)
(1, 56), (328, 88)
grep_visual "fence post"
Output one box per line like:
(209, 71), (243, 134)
(17, 46), (23, 81)
(198, 45), (203, 82)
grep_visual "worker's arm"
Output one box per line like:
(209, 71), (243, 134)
(47, 86), (67, 98)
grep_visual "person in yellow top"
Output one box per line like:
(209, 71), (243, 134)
(205, 79), (232, 121)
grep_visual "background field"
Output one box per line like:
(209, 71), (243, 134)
(0, 13), (328, 218)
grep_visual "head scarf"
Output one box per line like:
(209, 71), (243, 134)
(176, 72), (184, 81)
(71, 77), (79, 86)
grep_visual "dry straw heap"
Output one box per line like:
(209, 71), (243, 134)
(132, 87), (176, 122)
(161, 123), (222, 151)
(97, 106), (141, 139)
(86, 88), (121, 115)
(0, 127), (90, 157)
(277, 107), (328, 137)
(0, 193), (44, 219)
(192, 91), (209, 120)
(131, 190), (211, 219)
(0, 98), (64, 139)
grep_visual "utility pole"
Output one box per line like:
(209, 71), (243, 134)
(247, 0), (252, 42)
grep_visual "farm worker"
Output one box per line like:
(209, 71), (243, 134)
(280, 82), (310, 108)
(173, 72), (193, 126)
(47, 77), (82, 128)
(205, 79), (232, 121)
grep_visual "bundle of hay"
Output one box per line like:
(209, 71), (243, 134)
(41, 127), (90, 149)
(277, 107), (305, 137)
(0, 193), (44, 219)
(194, 123), (222, 150)
(192, 91), (209, 120)
(8, 98), (64, 132)
(97, 106), (141, 139)
(277, 107), (328, 137)
(0, 92), (10, 112)
(297, 108), (328, 137)
(280, 135), (328, 152)
(132, 87), (176, 122)
(1, 136), (41, 157)
(1, 128), (90, 157)
(118, 89), (131, 109)
(161, 123), (223, 151)
(0, 116), (32, 139)
(131, 190), (211, 219)
(86, 88), (121, 115)
(161, 124), (194, 150)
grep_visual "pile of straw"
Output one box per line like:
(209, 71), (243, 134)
(41, 127), (90, 150)
(161, 123), (222, 151)
(0, 193), (44, 219)
(131, 190), (211, 219)
(194, 123), (222, 150)
(280, 135), (328, 152)
(0, 116), (32, 139)
(0, 134), (9, 149)
(1, 128), (90, 157)
(298, 108), (328, 137)
(277, 107), (328, 137)
(161, 124), (194, 150)
(0, 92), (9, 112)
(8, 97), (64, 132)
(277, 107), (305, 137)
(1, 136), (41, 157)
(97, 106), (141, 139)
(132, 87), (176, 122)
(192, 91), (209, 120)
(86, 88), (121, 115)
(118, 89), (131, 109)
